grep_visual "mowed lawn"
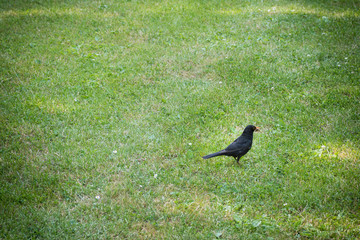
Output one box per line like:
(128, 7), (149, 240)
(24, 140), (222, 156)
(1, 0), (359, 239)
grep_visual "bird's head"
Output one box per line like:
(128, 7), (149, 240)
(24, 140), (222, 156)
(245, 125), (260, 132)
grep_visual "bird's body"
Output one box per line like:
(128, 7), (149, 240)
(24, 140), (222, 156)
(202, 125), (259, 163)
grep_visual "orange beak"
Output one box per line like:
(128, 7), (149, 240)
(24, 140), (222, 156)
(255, 126), (260, 132)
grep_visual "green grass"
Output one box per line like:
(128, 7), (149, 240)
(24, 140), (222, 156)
(1, 0), (359, 239)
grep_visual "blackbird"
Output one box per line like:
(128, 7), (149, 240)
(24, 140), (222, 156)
(202, 125), (260, 163)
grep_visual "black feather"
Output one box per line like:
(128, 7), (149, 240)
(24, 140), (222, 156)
(202, 125), (259, 163)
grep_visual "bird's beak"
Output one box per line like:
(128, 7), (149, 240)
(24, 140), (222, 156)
(255, 126), (260, 132)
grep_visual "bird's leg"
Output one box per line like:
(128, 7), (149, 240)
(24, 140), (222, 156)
(236, 156), (240, 164)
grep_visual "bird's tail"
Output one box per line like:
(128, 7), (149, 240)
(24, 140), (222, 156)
(202, 150), (226, 159)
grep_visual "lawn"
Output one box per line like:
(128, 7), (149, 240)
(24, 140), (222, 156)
(1, 0), (359, 239)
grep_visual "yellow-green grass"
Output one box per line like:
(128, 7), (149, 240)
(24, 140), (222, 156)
(1, 0), (359, 239)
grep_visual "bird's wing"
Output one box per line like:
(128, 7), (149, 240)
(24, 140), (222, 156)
(225, 138), (252, 154)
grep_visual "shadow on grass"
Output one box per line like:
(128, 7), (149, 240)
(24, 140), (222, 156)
(298, 0), (360, 10)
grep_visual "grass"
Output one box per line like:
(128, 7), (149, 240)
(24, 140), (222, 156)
(1, 0), (359, 239)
